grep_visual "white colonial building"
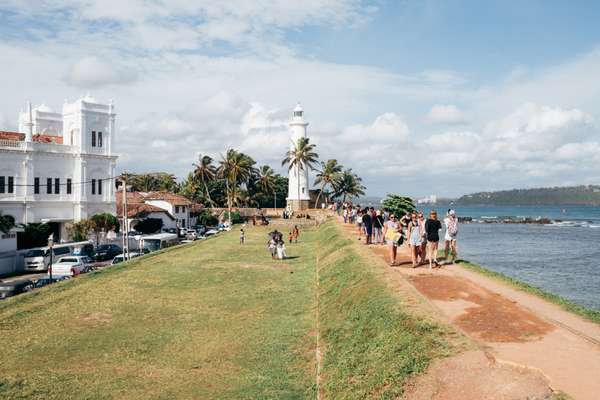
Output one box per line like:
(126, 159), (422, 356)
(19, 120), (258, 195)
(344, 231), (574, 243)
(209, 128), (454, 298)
(0, 95), (118, 241)
(287, 103), (311, 211)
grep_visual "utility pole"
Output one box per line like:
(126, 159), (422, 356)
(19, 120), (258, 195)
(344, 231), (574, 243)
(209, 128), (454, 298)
(121, 175), (129, 261)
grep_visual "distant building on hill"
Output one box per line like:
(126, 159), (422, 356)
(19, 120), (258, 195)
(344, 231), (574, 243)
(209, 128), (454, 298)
(417, 195), (437, 205)
(0, 95), (118, 241)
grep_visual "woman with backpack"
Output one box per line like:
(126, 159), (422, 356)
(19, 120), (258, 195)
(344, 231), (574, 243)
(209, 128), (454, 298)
(444, 209), (459, 263)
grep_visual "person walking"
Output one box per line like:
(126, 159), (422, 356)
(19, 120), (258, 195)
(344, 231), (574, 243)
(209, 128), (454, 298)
(292, 225), (300, 243)
(407, 212), (422, 267)
(356, 208), (363, 239)
(444, 209), (459, 263)
(418, 212), (427, 262)
(382, 214), (401, 266)
(362, 208), (373, 245)
(240, 228), (245, 245)
(425, 210), (442, 269)
(373, 210), (384, 244)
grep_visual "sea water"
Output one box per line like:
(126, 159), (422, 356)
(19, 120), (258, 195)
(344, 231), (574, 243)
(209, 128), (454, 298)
(420, 205), (600, 310)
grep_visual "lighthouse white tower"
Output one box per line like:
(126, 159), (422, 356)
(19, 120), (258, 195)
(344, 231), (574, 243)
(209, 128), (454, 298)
(286, 103), (311, 211)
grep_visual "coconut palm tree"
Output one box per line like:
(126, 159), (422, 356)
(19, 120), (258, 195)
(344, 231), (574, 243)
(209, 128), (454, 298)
(333, 169), (366, 202)
(313, 159), (343, 208)
(0, 211), (15, 234)
(193, 154), (216, 206)
(281, 137), (319, 209)
(218, 149), (256, 225)
(256, 165), (276, 200)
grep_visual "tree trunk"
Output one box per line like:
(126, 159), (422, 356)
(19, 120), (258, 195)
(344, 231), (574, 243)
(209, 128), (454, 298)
(314, 182), (325, 208)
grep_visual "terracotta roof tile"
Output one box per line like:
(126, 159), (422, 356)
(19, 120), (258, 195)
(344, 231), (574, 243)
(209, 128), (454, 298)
(144, 191), (193, 206)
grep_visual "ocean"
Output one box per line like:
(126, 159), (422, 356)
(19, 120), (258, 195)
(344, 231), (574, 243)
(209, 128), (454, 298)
(420, 205), (600, 310)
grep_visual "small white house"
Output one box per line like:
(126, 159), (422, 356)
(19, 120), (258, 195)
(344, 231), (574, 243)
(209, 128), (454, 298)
(116, 191), (194, 232)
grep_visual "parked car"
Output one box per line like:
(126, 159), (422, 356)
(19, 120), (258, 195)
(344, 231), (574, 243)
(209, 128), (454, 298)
(204, 229), (219, 237)
(33, 276), (70, 289)
(0, 279), (34, 299)
(185, 229), (197, 240)
(93, 244), (122, 261)
(49, 256), (94, 277)
(111, 252), (142, 265)
(72, 243), (94, 258)
(192, 225), (206, 235)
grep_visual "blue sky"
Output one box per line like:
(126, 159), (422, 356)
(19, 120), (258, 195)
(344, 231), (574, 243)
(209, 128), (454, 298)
(1, 0), (599, 198)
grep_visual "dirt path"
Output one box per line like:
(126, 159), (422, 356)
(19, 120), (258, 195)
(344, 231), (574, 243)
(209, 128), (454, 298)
(339, 220), (600, 399)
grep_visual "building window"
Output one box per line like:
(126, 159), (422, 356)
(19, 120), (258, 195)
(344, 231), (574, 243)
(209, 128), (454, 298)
(8, 177), (13, 193)
(67, 179), (72, 194)
(181, 219), (186, 228)
(181, 206), (185, 212)
(0, 177), (4, 193)
(34, 177), (40, 194)
(98, 179), (102, 195)
(91, 179), (96, 195)
(46, 178), (52, 194)
(175, 205), (179, 213)
(54, 178), (60, 194)
(98, 132), (103, 147)
(91, 131), (96, 147)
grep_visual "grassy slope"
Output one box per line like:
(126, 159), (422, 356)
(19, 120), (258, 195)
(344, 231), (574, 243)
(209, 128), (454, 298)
(0, 221), (452, 400)
(456, 260), (600, 325)
(317, 223), (450, 399)
(0, 228), (317, 400)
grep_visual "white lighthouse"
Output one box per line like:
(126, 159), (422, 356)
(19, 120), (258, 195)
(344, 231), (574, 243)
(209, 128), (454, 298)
(286, 103), (311, 211)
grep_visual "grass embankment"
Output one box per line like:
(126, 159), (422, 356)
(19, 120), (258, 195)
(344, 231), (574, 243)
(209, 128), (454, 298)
(0, 222), (450, 399)
(0, 228), (317, 399)
(455, 259), (600, 325)
(317, 223), (450, 399)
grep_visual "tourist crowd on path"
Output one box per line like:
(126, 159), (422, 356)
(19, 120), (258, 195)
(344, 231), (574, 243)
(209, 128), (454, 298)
(334, 202), (459, 269)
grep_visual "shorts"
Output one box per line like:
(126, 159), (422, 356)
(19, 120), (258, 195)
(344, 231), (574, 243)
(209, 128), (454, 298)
(445, 232), (457, 242)
(386, 239), (397, 247)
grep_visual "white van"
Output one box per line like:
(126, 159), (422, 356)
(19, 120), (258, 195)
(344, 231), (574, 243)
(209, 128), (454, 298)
(24, 245), (71, 272)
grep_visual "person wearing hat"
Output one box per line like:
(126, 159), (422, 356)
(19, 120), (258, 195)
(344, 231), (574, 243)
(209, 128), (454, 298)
(444, 209), (459, 263)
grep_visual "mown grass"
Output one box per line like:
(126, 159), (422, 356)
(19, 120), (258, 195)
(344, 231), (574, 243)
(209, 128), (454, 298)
(0, 221), (452, 400)
(456, 259), (600, 325)
(0, 227), (318, 400)
(317, 223), (450, 399)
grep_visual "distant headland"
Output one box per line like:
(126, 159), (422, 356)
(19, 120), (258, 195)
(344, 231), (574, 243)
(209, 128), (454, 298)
(453, 185), (600, 206)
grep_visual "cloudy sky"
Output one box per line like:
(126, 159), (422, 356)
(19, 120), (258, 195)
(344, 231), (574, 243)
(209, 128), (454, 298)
(1, 0), (600, 198)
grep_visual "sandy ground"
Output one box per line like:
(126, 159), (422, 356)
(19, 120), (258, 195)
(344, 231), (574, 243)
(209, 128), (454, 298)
(340, 220), (600, 400)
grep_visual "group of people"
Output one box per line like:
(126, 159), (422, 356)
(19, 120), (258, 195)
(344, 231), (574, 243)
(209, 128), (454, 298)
(266, 226), (300, 260)
(340, 202), (459, 269)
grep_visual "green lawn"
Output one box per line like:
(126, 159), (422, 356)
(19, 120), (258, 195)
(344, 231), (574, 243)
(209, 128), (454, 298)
(0, 222), (450, 399)
(0, 228), (317, 399)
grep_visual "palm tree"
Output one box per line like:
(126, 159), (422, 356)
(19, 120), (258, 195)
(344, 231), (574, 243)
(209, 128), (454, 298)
(256, 165), (277, 203)
(333, 169), (366, 202)
(0, 211), (15, 234)
(193, 154), (216, 206)
(281, 137), (319, 210)
(218, 149), (256, 225)
(313, 159), (343, 208)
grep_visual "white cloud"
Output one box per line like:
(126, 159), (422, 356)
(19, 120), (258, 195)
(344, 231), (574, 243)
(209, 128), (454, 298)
(342, 112), (410, 144)
(427, 104), (466, 125)
(66, 56), (137, 88)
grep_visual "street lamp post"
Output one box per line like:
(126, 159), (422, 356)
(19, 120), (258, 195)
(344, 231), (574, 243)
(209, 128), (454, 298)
(47, 233), (54, 281)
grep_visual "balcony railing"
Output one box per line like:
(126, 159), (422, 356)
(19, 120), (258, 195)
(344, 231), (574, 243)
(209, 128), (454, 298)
(0, 139), (25, 149)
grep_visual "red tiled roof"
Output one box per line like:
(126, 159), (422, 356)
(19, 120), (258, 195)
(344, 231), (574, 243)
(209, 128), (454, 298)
(33, 134), (63, 144)
(144, 191), (193, 206)
(0, 131), (24, 141)
(116, 200), (175, 220)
